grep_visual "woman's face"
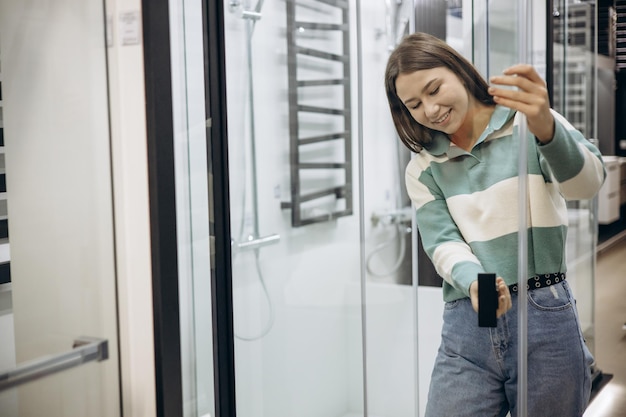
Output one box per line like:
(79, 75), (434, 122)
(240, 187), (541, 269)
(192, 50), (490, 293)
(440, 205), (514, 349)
(395, 66), (471, 135)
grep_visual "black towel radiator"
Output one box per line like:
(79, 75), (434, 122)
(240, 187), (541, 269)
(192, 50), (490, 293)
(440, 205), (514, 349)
(282, 0), (353, 227)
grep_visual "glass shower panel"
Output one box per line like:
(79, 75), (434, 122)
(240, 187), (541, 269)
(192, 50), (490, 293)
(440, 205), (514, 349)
(472, 0), (521, 78)
(169, 0), (216, 415)
(474, 0), (600, 405)
(360, 1), (528, 415)
(552, 0), (599, 376)
(359, 2), (491, 415)
(361, 0), (417, 415)
(224, 1), (364, 416)
(360, 1), (529, 415)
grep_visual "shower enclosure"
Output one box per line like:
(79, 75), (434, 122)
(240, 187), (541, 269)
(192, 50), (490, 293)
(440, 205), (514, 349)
(168, 0), (601, 416)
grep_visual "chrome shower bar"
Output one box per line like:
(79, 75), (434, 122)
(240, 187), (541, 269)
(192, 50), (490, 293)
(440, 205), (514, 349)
(232, 234), (281, 252)
(517, 0), (530, 415)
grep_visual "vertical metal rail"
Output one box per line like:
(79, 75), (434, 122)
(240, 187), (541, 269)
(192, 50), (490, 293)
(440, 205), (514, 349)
(355, 3), (368, 416)
(203, 0), (237, 415)
(245, 19), (261, 240)
(285, 0), (301, 225)
(516, 0), (530, 415)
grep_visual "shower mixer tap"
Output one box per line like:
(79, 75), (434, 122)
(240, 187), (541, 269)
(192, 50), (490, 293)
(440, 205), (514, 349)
(371, 206), (413, 227)
(232, 233), (281, 253)
(242, 10), (261, 20)
(229, 0), (264, 20)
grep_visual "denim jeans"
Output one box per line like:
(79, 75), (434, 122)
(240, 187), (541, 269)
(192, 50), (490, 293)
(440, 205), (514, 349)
(425, 281), (594, 417)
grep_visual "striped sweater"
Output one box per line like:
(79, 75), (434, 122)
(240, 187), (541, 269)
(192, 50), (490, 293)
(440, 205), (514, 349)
(405, 105), (606, 302)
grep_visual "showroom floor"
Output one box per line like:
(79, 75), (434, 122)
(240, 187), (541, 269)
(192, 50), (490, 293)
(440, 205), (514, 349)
(583, 236), (626, 417)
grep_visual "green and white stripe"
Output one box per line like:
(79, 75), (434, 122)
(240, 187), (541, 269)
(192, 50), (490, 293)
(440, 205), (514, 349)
(405, 105), (605, 302)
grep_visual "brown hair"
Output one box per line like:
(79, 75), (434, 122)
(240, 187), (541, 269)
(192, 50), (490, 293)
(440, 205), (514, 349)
(385, 32), (495, 153)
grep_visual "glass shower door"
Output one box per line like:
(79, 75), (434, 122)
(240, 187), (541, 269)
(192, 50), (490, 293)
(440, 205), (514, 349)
(176, 1), (602, 416)
(552, 0), (599, 378)
(472, 0), (601, 408)
(224, 1), (364, 416)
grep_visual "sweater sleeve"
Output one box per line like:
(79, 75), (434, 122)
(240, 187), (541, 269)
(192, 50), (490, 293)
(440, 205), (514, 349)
(406, 158), (485, 296)
(537, 110), (606, 200)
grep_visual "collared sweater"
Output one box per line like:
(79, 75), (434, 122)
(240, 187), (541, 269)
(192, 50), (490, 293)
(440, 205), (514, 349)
(405, 105), (606, 302)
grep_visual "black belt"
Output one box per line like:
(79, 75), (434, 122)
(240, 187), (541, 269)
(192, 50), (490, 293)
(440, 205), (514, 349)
(509, 273), (566, 293)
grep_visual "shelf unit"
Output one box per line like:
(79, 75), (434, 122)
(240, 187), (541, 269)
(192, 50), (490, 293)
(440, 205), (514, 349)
(552, 2), (596, 138)
(616, 0), (626, 70)
(0, 46), (10, 285)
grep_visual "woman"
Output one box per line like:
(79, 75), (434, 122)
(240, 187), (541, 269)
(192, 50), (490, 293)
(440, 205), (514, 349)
(385, 32), (605, 416)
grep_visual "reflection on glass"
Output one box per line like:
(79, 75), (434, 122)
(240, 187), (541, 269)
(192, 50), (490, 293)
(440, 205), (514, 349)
(552, 0), (600, 380)
(225, 1), (363, 416)
(197, 1), (605, 416)
(169, 0), (216, 415)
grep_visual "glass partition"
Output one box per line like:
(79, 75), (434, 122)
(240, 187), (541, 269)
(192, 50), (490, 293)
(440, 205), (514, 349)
(173, 1), (602, 416)
(473, 0), (600, 410)
(168, 0), (216, 415)
(225, 1), (364, 416)
(552, 0), (600, 379)
(361, 0), (416, 414)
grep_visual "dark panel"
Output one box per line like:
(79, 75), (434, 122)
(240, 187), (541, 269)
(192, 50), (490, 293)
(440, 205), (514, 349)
(0, 220), (8, 240)
(616, 71), (626, 156)
(417, 233), (441, 287)
(0, 262), (10, 285)
(141, 0), (184, 416)
(203, 1), (237, 416)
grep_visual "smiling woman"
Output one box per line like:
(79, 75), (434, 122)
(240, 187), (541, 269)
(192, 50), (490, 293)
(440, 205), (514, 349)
(395, 67), (494, 151)
(385, 31), (605, 417)
(384, 32), (496, 153)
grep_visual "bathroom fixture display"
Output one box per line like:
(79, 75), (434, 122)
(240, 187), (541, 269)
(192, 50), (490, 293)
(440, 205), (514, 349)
(367, 207), (412, 278)
(0, 49), (9, 286)
(281, 0), (354, 227)
(229, 0), (279, 341)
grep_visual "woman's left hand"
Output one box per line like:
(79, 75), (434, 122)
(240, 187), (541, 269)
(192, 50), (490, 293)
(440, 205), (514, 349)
(488, 64), (554, 144)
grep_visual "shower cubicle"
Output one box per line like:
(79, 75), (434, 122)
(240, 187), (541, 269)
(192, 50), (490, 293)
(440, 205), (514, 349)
(168, 0), (601, 416)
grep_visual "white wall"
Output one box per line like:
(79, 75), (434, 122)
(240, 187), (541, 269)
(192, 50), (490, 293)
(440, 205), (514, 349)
(104, 1), (157, 416)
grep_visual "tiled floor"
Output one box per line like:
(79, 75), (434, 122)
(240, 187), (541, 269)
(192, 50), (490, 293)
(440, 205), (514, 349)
(583, 236), (626, 417)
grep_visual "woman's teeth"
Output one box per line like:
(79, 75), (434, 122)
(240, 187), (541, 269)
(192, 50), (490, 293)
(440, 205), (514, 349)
(435, 110), (450, 124)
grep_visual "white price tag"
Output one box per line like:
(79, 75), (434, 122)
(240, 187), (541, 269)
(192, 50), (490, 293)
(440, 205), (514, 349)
(119, 11), (141, 46)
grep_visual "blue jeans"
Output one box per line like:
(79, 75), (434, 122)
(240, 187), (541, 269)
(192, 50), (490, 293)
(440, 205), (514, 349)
(425, 281), (594, 417)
